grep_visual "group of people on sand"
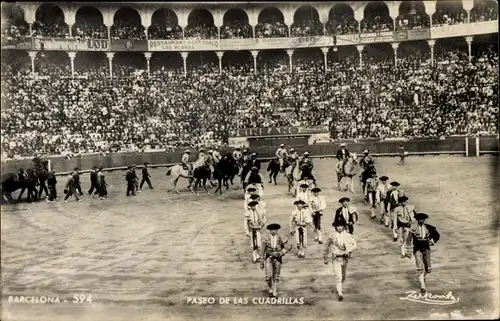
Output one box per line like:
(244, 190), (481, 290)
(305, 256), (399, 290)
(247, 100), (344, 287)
(241, 143), (440, 301)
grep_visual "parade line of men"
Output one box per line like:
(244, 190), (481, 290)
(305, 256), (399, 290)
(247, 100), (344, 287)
(243, 144), (439, 300)
(34, 143), (438, 301)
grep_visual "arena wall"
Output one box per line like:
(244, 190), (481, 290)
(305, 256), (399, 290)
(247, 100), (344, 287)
(1, 136), (498, 175)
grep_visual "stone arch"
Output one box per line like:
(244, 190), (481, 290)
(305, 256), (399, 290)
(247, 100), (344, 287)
(257, 7), (285, 23)
(3, 3), (26, 22)
(149, 8), (181, 39)
(398, 1), (426, 16)
(434, 0), (467, 25)
(293, 5), (320, 23)
(151, 8), (179, 25)
(187, 8), (215, 26)
(397, 1), (428, 29)
(75, 6), (104, 24)
(223, 8), (249, 24)
(221, 8), (251, 39)
(113, 7), (142, 25)
(327, 3), (357, 35)
(35, 3), (66, 24)
(361, 1), (393, 32)
(185, 9), (217, 39)
(111, 7), (144, 39)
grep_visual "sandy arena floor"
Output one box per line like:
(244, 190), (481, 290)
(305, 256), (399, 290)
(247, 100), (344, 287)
(1, 156), (499, 321)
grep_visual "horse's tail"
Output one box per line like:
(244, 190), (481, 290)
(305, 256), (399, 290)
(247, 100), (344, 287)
(166, 167), (172, 176)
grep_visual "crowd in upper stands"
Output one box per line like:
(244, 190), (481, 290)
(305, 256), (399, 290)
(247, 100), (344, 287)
(2, 0), (498, 40)
(1, 38), (498, 158)
(0, 1), (498, 158)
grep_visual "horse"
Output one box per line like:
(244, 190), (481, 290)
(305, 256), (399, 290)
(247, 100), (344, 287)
(284, 159), (298, 195)
(192, 164), (212, 195)
(1, 170), (38, 203)
(267, 158), (280, 185)
(336, 153), (358, 193)
(225, 154), (240, 186)
(166, 158), (204, 193)
(360, 164), (377, 196)
(212, 155), (237, 195)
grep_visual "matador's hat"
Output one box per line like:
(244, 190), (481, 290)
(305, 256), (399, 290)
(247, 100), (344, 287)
(339, 197), (350, 203)
(379, 176), (389, 181)
(247, 187), (257, 192)
(311, 187), (321, 193)
(294, 200), (306, 205)
(249, 194), (260, 200)
(340, 143), (346, 147)
(332, 218), (347, 227)
(414, 213), (428, 220)
(248, 201), (259, 207)
(390, 181), (400, 187)
(300, 183), (309, 188)
(267, 223), (281, 230)
(399, 196), (409, 202)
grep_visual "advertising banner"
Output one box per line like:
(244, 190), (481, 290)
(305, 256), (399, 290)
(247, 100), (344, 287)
(110, 39), (148, 51)
(407, 29), (431, 40)
(431, 20), (498, 39)
(148, 39), (219, 51)
(233, 126), (329, 137)
(393, 30), (408, 41)
(32, 38), (109, 51)
(149, 36), (362, 52)
(360, 31), (394, 43)
(1, 37), (32, 50)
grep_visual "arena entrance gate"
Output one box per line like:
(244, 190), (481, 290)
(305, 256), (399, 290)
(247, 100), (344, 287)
(228, 126), (330, 158)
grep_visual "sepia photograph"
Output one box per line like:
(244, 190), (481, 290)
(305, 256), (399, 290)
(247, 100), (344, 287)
(0, 0), (499, 320)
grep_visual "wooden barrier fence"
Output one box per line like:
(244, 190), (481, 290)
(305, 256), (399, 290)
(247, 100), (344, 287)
(1, 136), (498, 176)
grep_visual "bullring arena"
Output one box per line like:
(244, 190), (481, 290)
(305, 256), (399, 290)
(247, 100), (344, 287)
(1, 156), (499, 321)
(1, 0), (500, 320)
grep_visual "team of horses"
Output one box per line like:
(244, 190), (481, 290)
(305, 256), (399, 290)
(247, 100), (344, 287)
(166, 152), (370, 198)
(2, 152), (372, 203)
(1, 160), (50, 204)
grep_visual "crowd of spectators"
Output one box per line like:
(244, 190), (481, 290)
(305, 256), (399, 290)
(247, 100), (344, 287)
(32, 20), (69, 38)
(432, 7), (467, 26)
(471, 0), (499, 22)
(72, 20), (107, 39)
(291, 21), (324, 37)
(361, 14), (394, 32)
(255, 21), (288, 38)
(110, 22), (146, 40)
(1, 2), (498, 41)
(220, 22), (252, 39)
(325, 14), (358, 35)
(148, 23), (183, 40)
(184, 24), (218, 39)
(1, 39), (498, 158)
(395, 13), (430, 30)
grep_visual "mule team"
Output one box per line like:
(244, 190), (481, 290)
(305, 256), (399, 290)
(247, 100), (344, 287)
(242, 144), (440, 300)
(1, 144), (440, 301)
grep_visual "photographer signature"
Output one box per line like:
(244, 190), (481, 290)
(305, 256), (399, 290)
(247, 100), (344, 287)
(400, 291), (459, 305)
